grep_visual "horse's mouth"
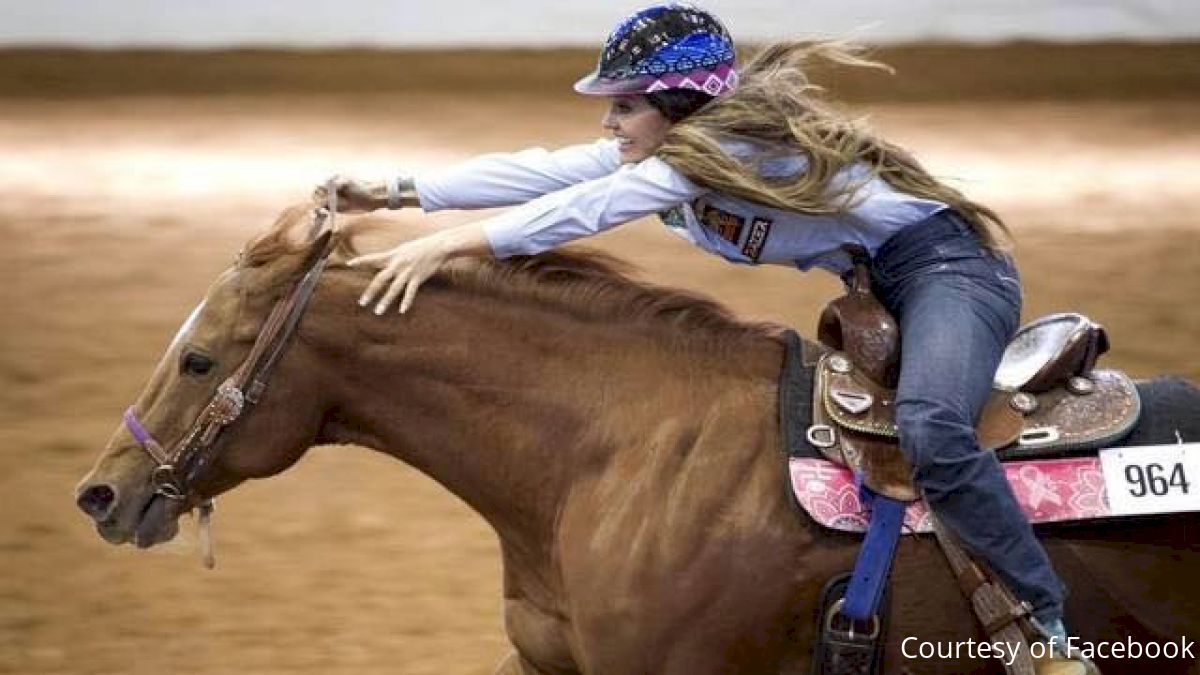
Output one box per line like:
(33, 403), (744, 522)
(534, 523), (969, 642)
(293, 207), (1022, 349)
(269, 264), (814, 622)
(133, 493), (180, 548)
(96, 492), (180, 548)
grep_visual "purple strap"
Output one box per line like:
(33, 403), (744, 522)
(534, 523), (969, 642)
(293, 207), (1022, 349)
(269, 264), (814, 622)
(124, 406), (155, 446)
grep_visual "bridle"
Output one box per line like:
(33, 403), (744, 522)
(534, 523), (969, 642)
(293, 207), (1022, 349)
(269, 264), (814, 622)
(122, 203), (339, 568)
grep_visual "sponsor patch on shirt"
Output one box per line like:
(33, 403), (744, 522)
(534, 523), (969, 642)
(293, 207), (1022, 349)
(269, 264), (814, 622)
(698, 204), (746, 244)
(742, 217), (773, 261)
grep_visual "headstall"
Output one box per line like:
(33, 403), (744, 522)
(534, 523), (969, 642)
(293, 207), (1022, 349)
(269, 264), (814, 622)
(123, 197), (340, 568)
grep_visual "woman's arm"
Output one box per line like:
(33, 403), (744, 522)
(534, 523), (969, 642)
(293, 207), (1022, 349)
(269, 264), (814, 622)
(479, 156), (703, 257)
(349, 221), (492, 315)
(351, 156), (705, 314)
(319, 139), (623, 214)
(415, 139), (622, 211)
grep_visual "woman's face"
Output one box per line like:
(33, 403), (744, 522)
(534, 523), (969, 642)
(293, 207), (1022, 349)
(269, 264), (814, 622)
(602, 95), (672, 163)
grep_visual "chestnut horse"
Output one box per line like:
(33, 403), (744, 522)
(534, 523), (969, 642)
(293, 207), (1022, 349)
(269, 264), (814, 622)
(77, 209), (1200, 674)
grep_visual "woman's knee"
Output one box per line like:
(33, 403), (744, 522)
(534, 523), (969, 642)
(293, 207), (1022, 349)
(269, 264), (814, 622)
(894, 400), (980, 469)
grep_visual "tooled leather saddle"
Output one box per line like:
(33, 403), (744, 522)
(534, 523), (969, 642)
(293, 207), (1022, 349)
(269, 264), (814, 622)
(811, 247), (1141, 502)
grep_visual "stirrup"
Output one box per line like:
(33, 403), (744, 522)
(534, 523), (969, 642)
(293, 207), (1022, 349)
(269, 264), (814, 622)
(812, 573), (887, 675)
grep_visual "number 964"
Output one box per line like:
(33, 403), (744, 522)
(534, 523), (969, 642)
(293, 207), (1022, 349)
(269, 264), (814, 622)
(1125, 462), (1190, 497)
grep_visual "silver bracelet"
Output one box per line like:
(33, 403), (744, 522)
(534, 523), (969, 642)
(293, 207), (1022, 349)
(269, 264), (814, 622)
(386, 175), (419, 210)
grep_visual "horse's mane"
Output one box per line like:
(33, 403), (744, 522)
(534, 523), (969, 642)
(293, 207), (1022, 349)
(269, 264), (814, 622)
(242, 205), (787, 346)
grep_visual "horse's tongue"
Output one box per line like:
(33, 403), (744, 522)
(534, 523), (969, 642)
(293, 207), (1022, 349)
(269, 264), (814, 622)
(134, 495), (171, 548)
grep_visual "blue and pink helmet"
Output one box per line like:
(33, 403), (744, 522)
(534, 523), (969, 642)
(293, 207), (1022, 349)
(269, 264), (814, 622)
(574, 3), (739, 99)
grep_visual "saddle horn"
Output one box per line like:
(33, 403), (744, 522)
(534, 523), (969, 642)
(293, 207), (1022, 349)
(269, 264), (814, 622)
(817, 245), (901, 389)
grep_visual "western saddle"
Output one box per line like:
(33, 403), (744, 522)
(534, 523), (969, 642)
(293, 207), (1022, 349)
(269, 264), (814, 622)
(811, 249), (1140, 502)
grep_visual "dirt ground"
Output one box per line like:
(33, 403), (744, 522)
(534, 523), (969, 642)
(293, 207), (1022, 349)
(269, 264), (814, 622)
(2, 47), (1198, 674)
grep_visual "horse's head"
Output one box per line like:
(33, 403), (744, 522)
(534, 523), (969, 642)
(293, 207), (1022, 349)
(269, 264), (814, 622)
(76, 206), (338, 549)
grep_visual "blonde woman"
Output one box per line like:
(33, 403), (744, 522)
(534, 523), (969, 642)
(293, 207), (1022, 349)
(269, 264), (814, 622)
(319, 4), (1089, 674)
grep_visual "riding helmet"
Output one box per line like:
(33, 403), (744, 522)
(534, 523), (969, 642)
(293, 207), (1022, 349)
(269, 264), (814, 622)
(574, 3), (738, 98)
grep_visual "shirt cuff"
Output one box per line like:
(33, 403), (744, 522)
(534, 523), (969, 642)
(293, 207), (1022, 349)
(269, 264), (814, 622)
(411, 174), (438, 212)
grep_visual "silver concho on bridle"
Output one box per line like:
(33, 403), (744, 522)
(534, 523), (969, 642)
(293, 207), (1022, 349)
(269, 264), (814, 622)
(210, 378), (246, 425)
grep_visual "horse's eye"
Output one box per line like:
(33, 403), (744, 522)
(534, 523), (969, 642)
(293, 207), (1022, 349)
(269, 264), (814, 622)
(181, 352), (215, 377)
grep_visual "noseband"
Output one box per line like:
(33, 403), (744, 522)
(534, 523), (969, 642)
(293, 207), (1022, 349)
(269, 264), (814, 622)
(123, 206), (339, 567)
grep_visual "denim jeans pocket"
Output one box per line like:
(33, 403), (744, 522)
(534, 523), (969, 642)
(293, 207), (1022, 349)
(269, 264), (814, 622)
(959, 249), (1020, 292)
(990, 252), (1021, 290)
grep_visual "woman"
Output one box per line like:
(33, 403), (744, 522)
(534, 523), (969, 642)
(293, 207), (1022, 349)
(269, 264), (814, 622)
(318, 4), (1090, 673)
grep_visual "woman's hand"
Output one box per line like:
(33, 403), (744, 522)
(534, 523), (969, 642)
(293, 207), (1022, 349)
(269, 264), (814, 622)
(312, 175), (388, 213)
(348, 223), (493, 315)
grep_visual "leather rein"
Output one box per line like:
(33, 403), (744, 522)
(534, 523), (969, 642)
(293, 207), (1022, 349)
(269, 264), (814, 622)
(123, 204), (339, 568)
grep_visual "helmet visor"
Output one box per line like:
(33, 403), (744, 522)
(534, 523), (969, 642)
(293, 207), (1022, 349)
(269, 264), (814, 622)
(573, 70), (657, 96)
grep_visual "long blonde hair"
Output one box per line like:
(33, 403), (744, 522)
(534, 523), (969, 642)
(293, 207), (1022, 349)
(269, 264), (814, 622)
(654, 40), (1013, 251)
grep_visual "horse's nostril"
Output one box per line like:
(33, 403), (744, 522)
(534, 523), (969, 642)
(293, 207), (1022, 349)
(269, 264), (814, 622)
(77, 483), (117, 521)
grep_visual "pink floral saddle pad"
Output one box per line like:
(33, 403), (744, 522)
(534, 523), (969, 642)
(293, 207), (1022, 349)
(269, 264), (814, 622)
(789, 456), (1110, 534)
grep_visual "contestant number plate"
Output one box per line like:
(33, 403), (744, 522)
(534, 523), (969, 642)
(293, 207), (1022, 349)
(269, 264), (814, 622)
(1100, 443), (1200, 516)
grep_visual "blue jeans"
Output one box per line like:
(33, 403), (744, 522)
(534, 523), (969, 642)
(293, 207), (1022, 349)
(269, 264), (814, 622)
(868, 210), (1066, 623)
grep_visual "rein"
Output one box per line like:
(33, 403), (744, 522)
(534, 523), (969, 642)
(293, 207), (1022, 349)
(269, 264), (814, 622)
(123, 202), (340, 568)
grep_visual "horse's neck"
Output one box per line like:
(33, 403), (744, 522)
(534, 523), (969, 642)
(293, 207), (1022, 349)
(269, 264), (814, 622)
(305, 273), (785, 550)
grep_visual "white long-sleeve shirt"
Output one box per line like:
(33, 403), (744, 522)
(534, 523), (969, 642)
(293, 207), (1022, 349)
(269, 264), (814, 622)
(413, 138), (948, 276)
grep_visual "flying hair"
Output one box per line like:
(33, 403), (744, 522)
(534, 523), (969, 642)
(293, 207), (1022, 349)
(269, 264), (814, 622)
(655, 39), (1013, 251)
